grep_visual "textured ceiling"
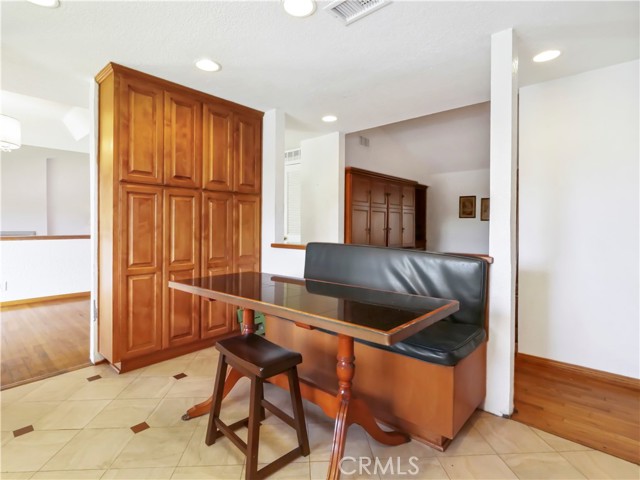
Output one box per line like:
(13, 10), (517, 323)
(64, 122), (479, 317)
(1, 1), (638, 136)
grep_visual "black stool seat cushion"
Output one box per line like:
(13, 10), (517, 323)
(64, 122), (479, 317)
(216, 333), (302, 378)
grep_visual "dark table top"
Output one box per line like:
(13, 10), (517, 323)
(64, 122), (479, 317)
(169, 272), (459, 345)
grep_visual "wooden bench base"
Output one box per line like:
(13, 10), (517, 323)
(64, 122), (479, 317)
(265, 316), (487, 449)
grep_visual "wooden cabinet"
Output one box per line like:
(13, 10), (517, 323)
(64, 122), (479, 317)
(97, 63), (262, 371)
(345, 167), (426, 249)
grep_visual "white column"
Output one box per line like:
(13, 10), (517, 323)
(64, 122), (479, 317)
(261, 109), (286, 250)
(89, 79), (103, 363)
(485, 28), (518, 415)
(300, 132), (345, 243)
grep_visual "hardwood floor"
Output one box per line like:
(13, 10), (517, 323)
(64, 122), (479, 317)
(513, 352), (640, 464)
(1, 298), (91, 389)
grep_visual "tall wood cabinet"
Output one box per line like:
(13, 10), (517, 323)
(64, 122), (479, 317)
(97, 63), (262, 371)
(345, 167), (427, 249)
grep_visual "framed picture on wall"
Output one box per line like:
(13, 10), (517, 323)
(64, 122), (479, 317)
(459, 196), (476, 218)
(481, 198), (490, 221)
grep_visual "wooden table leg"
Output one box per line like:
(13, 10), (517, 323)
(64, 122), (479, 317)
(327, 335), (410, 480)
(182, 307), (254, 421)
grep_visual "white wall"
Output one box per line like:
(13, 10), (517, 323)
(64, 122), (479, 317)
(300, 132), (345, 244)
(261, 109), (306, 277)
(0, 146), (90, 235)
(427, 169), (490, 253)
(0, 239), (91, 301)
(345, 102), (490, 184)
(47, 155), (90, 235)
(0, 150), (48, 235)
(518, 60), (639, 379)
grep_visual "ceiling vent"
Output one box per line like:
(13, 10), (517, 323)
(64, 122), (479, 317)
(324, 0), (390, 26)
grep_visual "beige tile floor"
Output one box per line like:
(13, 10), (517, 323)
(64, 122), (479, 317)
(1, 348), (638, 480)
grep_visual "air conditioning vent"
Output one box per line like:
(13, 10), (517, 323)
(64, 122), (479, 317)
(325, 0), (390, 26)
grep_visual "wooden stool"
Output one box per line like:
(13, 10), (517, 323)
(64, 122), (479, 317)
(205, 333), (310, 480)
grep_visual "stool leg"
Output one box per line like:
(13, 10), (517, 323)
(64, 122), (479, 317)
(287, 368), (310, 456)
(259, 387), (266, 421)
(246, 377), (263, 480)
(205, 354), (228, 446)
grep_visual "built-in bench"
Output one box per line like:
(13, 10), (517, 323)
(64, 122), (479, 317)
(265, 242), (490, 450)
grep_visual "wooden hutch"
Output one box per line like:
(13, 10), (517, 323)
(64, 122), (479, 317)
(96, 63), (262, 372)
(345, 167), (427, 249)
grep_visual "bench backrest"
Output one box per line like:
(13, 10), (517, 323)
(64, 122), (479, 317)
(304, 243), (488, 327)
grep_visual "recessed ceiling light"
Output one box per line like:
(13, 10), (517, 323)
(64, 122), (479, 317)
(533, 50), (561, 63)
(27, 0), (59, 7)
(283, 0), (316, 18)
(195, 59), (221, 72)
(322, 115), (338, 123)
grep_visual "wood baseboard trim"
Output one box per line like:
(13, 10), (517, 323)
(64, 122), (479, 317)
(517, 353), (640, 391)
(0, 235), (90, 241)
(513, 352), (640, 464)
(0, 292), (91, 308)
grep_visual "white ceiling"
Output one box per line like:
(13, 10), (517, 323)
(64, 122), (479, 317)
(1, 1), (638, 137)
(1, 91), (90, 153)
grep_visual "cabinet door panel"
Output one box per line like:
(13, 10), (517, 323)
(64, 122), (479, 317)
(166, 269), (200, 346)
(402, 185), (415, 209)
(119, 76), (163, 184)
(234, 194), (260, 270)
(164, 189), (200, 347)
(123, 273), (162, 359)
(120, 184), (162, 359)
(387, 208), (403, 247)
(370, 207), (387, 246)
(202, 192), (233, 269)
(164, 92), (201, 188)
(370, 180), (387, 207)
(351, 175), (371, 204)
(402, 209), (416, 248)
(203, 104), (233, 191)
(234, 114), (262, 193)
(201, 267), (234, 339)
(122, 185), (162, 272)
(387, 182), (402, 208)
(351, 205), (370, 245)
(202, 192), (234, 339)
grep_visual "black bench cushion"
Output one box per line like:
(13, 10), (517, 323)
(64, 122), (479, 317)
(304, 243), (488, 366)
(360, 320), (486, 366)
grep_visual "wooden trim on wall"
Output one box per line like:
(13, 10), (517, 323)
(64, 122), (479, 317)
(270, 243), (306, 250)
(513, 352), (640, 464)
(0, 235), (91, 241)
(0, 292), (91, 308)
